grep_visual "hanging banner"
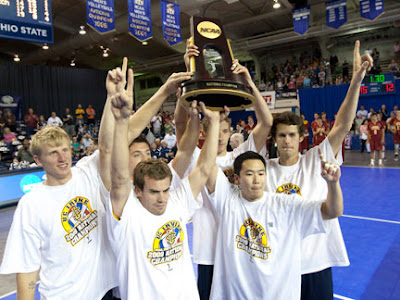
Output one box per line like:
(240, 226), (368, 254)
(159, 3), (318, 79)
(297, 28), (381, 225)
(293, 6), (310, 35)
(359, 0), (384, 20)
(161, 0), (182, 46)
(326, 0), (347, 29)
(128, 0), (152, 41)
(86, 0), (115, 34)
(0, 0), (53, 44)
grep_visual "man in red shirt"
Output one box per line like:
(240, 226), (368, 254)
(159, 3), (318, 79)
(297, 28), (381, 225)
(299, 113), (309, 153)
(367, 113), (385, 166)
(310, 112), (319, 133)
(321, 111), (330, 134)
(312, 117), (327, 146)
(24, 108), (39, 137)
(389, 110), (400, 161)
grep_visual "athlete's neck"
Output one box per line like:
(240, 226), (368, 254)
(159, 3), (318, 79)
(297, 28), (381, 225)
(278, 153), (300, 166)
(218, 149), (227, 157)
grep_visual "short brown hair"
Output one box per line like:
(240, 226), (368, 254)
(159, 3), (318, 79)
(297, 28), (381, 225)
(129, 136), (150, 149)
(30, 126), (70, 157)
(133, 159), (172, 190)
(271, 111), (305, 138)
(203, 116), (232, 132)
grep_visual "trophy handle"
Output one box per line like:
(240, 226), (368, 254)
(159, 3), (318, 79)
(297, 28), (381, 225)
(188, 36), (196, 72)
(226, 39), (234, 61)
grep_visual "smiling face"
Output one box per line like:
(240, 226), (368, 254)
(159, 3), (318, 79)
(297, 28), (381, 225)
(274, 124), (303, 164)
(235, 159), (266, 202)
(135, 176), (171, 215)
(34, 138), (72, 186)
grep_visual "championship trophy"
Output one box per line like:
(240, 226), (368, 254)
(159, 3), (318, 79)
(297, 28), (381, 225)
(180, 16), (256, 111)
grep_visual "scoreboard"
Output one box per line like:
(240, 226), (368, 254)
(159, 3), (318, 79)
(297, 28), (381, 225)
(0, 0), (53, 44)
(360, 73), (396, 97)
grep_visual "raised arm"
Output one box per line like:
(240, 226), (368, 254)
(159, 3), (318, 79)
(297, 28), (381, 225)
(188, 103), (220, 199)
(110, 69), (134, 218)
(319, 149), (343, 219)
(172, 99), (200, 178)
(328, 41), (373, 155)
(99, 58), (129, 191)
(17, 270), (38, 300)
(127, 72), (193, 143)
(232, 60), (272, 152)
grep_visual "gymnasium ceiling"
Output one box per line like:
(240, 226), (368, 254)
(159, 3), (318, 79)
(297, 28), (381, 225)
(1, 0), (400, 73)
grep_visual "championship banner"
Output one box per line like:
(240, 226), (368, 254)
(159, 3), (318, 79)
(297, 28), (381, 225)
(128, 0), (152, 41)
(161, 0), (182, 46)
(359, 0), (384, 21)
(292, 6), (310, 35)
(0, 0), (53, 44)
(326, 0), (347, 29)
(86, 0), (115, 34)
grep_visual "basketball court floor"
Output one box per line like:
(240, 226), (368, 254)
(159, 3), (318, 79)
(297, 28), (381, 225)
(0, 151), (399, 300)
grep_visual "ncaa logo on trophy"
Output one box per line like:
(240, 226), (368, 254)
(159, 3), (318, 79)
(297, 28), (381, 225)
(181, 16), (256, 111)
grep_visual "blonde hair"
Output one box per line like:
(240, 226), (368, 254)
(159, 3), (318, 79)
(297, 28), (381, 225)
(30, 126), (70, 157)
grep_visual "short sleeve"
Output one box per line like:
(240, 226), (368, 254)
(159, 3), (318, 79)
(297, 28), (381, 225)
(169, 177), (201, 222)
(208, 168), (236, 216)
(232, 132), (267, 158)
(0, 200), (42, 274)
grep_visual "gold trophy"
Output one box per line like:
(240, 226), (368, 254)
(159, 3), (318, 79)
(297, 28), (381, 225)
(181, 16), (255, 111)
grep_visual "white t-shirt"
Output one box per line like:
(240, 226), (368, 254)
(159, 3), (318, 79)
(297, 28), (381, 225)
(265, 138), (349, 274)
(106, 177), (200, 300)
(151, 115), (162, 129)
(47, 116), (63, 126)
(209, 169), (326, 300)
(191, 132), (263, 264)
(0, 151), (117, 300)
(164, 133), (177, 149)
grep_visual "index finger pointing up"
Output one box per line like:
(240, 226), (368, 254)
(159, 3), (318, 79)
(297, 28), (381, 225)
(318, 147), (325, 162)
(122, 57), (128, 76)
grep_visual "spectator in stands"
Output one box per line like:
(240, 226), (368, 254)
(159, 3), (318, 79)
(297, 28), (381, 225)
(24, 108), (39, 137)
(391, 105), (399, 116)
(75, 104), (85, 125)
(312, 117), (327, 146)
(354, 112), (364, 134)
(245, 115), (256, 135)
(342, 60), (349, 80)
(394, 41), (400, 61)
(163, 128), (176, 149)
(81, 133), (92, 151)
(318, 63), (326, 86)
(368, 107), (375, 120)
(258, 80), (266, 91)
(9, 157), (21, 170)
(335, 74), (343, 85)
(159, 139), (174, 163)
(2, 127), (17, 147)
(360, 119), (369, 153)
(357, 105), (368, 120)
(163, 114), (175, 135)
(379, 104), (389, 122)
(17, 138), (34, 164)
(364, 46), (372, 55)
(71, 135), (82, 158)
(371, 48), (381, 74)
(229, 132), (244, 150)
(37, 115), (46, 130)
(75, 119), (85, 139)
(325, 62), (333, 85)
(288, 75), (296, 90)
(4, 109), (16, 132)
(150, 142), (158, 159)
(47, 112), (63, 127)
(62, 108), (75, 137)
(388, 59), (399, 76)
(151, 111), (163, 138)
(299, 113), (310, 153)
(91, 125), (99, 139)
(86, 104), (96, 126)
(321, 111), (330, 133)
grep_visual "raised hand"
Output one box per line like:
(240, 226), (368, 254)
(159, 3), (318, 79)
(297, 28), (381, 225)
(220, 105), (230, 121)
(106, 57), (129, 96)
(110, 68), (134, 121)
(319, 148), (341, 183)
(352, 41), (373, 83)
(184, 39), (199, 71)
(162, 72), (193, 95)
(231, 59), (252, 84)
(199, 101), (220, 123)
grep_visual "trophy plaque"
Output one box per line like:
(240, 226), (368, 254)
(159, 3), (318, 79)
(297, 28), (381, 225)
(180, 16), (256, 111)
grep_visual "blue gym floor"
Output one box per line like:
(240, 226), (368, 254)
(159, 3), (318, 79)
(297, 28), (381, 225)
(1, 166), (399, 300)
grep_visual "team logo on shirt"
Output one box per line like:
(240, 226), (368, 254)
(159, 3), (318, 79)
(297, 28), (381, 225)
(61, 197), (98, 246)
(275, 183), (302, 195)
(147, 220), (184, 266)
(236, 218), (271, 260)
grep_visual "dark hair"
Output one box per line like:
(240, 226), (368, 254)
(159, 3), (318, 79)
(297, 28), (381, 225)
(91, 138), (98, 146)
(234, 151), (266, 175)
(134, 159), (172, 190)
(271, 111), (305, 138)
(129, 136), (150, 149)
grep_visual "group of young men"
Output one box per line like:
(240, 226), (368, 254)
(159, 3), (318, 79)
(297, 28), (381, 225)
(0, 41), (373, 300)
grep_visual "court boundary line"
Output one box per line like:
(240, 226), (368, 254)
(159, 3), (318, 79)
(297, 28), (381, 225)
(334, 294), (355, 300)
(343, 214), (400, 224)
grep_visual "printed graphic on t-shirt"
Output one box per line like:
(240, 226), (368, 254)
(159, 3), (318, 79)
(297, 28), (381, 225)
(275, 183), (302, 195)
(236, 218), (271, 260)
(61, 197), (98, 246)
(147, 220), (184, 267)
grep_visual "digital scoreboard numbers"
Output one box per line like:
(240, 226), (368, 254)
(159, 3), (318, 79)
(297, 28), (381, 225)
(360, 73), (396, 97)
(0, 0), (53, 44)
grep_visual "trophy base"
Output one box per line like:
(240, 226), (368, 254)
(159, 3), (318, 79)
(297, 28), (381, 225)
(181, 80), (255, 111)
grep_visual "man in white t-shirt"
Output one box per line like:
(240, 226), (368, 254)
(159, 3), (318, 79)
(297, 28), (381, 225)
(181, 49), (273, 298)
(356, 105), (368, 120)
(107, 83), (220, 300)
(229, 132), (244, 150)
(266, 41), (373, 300)
(47, 111), (63, 127)
(205, 150), (344, 300)
(163, 128), (177, 149)
(151, 113), (163, 137)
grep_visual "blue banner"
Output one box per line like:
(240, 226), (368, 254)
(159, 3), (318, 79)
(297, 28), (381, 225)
(128, 0), (152, 42)
(0, 0), (53, 43)
(86, 0), (115, 34)
(161, 0), (182, 46)
(326, 0), (347, 29)
(359, 0), (384, 20)
(293, 6), (310, 35)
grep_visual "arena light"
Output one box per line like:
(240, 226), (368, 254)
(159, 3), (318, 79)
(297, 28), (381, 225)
(13, 54), (20, 62)
(273, 0), (281, 9)
(42, 43), (49, 50)
(79, 25), (86, 35)
(70, 59), (76, 67)
(142, 41), (148, 46)
(102, 49), (109, 57)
